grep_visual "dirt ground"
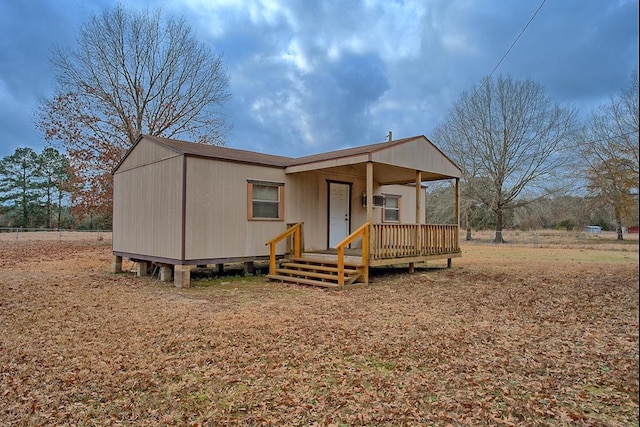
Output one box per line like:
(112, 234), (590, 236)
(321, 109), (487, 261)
(0, 235), (638, 426)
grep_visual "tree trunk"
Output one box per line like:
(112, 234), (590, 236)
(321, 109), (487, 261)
(46, 186), (52, 229)
(465, 206), (472, 241)
(615, 208), (624, 241)
(494, 208), (505, 243)
(57, 192), (63, 228)
(21, 187), (28, 228)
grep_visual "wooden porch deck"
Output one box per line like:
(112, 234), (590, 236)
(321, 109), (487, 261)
(300, 247), (461, 266)
(266, 223), (461, 288)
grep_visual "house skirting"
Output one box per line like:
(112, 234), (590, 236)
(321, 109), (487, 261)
(112, 251), (284, 288)
(113, 251), (283, 266)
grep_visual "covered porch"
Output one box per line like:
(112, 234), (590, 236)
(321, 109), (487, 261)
(266, 135), (463, 288)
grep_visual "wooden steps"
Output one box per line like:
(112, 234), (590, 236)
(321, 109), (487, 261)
(267, 257), (365, 289)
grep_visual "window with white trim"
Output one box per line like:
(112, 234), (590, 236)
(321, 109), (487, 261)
(383, 194), (401, 222)
(247, 181), (284, 221)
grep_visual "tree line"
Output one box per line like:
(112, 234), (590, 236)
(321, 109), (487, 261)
(434, 71), (638, 241)
(426, 187), (635, 235)
(0, 147), (75, 229)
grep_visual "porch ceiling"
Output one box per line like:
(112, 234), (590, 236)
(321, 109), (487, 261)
(286, 160), (456, 184)
(372, 162), (456, 184)
(285, 135), (462, 182)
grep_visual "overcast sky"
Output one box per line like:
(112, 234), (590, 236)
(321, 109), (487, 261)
(0, 0), (638, 159)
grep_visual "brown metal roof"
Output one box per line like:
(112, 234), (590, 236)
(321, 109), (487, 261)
(140, 135), (427, 166)
(126, 134), (459, 177)
(143, 135), (293, 167)
(289, 135), (423, 166)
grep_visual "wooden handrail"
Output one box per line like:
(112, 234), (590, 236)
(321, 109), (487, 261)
(333, 222), (371, 286)
(370, 223), (459, 259)
(266, 222), (302, 275)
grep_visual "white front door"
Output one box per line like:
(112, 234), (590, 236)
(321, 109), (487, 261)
(328, 182), (350, 248)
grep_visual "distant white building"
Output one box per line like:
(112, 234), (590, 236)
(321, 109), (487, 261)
(585, 225), (602, 234)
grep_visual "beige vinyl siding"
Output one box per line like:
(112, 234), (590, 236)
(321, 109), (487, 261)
(284, 173), (327, 251)
(113, 155), (183, 259)
(116, 138), (180, 172)
(380, 185), (418, 223)
(372, 138), (461, 179)
(284, 167), (407, 250)
(184, 157), (287, 260)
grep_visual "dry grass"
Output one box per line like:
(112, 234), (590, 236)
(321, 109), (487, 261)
(0, 230), (111, 242)
(467, 229), (639, 249)
(0, 235), (638, 426)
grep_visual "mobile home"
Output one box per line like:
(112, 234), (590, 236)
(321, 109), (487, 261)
(112, 134), (462, 288)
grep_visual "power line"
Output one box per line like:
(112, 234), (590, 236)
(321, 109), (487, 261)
(472, 0), (548, 98)
(487, 0), (548, 81)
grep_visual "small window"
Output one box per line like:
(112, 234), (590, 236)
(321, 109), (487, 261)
(383, 195), (400, 222)
(248, 181), (284, 221)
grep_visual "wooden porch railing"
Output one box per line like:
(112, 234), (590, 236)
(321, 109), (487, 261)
(334, 222), (371, 286)
(266, 222), (303, 275)
(371, 224), (459, 260)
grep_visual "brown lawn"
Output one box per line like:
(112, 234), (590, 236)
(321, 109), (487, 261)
(0, 234), (638, 426)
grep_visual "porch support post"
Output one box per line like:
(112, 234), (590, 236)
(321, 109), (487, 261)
(455, 177), (460, 240)
(450, 177), (461, 268)
(415, 170), (422, 259)
(454, 178), (460, 249)
(415, 171), (422, 224)
(366, 161), (374, 270)
(366, 161), (374, 223)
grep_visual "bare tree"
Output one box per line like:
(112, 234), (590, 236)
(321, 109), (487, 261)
(36, 3), (231, 217)
(581, 70), (639, 240)
(434, 75), (578, 242)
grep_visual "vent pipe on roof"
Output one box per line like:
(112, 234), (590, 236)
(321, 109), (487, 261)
(387, 131), (392, 142)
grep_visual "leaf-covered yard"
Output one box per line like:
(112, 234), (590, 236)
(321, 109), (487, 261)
(1, 238), (638, 426)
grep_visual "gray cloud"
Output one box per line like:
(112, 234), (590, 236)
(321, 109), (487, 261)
(0, 0), (637, 159)
(0, 0), (111, 153)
